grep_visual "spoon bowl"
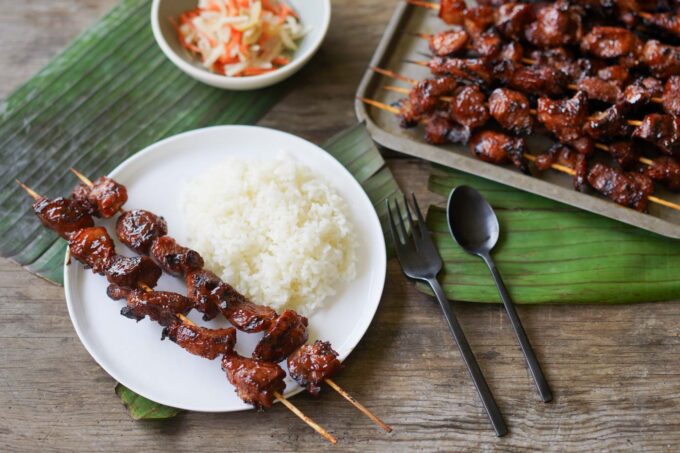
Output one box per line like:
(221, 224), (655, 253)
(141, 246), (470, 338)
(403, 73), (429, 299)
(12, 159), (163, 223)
(447, 185), (499, 257)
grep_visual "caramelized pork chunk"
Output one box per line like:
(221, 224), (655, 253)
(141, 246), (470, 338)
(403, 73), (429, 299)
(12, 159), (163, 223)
(587, 164), (653, 211)
(537, 91), (589, 143)
(662, 76), (680, 116)
(449, 86), (489, 129)
(116, 209), (168, 255)
(640, 40), (680, 78)
(150, 236), (204, 277)
(33, 196), (94, 240)
(438, 0), (466, 25)
(253, 310), (309, 364)
(525, 1), (583, 48)
(632, 113), (680, 155)
(469, 131), (529, 173)
(185, 269), (223, 321)
(68, 226), (115, 274)
(488, 88), (533, 135)
(584, 104), (632, 141)
(212, 282), (278, 333)
(580, 27), (641, 59)
(221, 353), (286, 410)
(121, 290), (193, 326)
(287, 341), (342, 396)
(428, 30), (469, 57)
(72, 176), (128, 218)
(105, 255), (162, 290)
(646, 156), (680, 190)
(163, 320), (236, 360)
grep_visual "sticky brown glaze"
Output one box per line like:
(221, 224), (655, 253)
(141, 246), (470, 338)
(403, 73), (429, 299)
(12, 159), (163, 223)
(537, 91), (589, 143)
(662, 76), (680, 116)
(580, 26), (641, 59)
(150, 236), (204, 277)
(587, 163), (654, 211)
(74, 176), (128, 218)
(577, 77), (621, 104)
(495, 3), (533, 40)
(116, 209), (168, 255)
(584, 104), (632, 141)
(287, 341), (342, 396)
(121, 290), (192, 326)
(469, 131), (529, 173)
(640, 40), (680, 78)
(428, 57), (493, 85)
(68, 226), (115, 274)
(253, 309), (309, 363)
(471, 29), (503, 61)
(162, 321), (236, 360)
(185, 269), (223, 321)
(462, 6), (496, 36)
(428, 30), (468, 57)
(632, 113), (680, 155)
(438, 0), (466, 25)
(493, 61), (568, 98)
(449, 85), (489, 129)
(211, 280), (278, 333)
(646, 156), (680, 191)
(105, 255), (162, 290)
(620, 77), (663, 109)
(488, 88), (533, 135)
(534, 144), (588, 190)
(525, 1), (583, 49)
(642, 11), (680, 38)
(399, 76), (458, 127)
(33, 197), (94, 240)
(221, 353), (286, 410)
(607, 141), (640, 169)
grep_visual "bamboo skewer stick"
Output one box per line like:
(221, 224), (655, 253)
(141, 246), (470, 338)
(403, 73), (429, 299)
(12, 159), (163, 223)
(324, 378), (392, 433)
(381, 84), (652, 159)
(69, 167), (93, 186)
(357, 96), (680, 212)
(273, 391), (338, 444)
(15, 179), (40, 201)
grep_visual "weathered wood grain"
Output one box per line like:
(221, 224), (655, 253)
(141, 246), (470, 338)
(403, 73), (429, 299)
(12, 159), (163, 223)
(1, 1), (680, 452)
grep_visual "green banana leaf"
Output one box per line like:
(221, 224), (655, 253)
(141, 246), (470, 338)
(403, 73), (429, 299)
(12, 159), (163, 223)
(422, 165), (680, 304)
(115, 384), (181, 420)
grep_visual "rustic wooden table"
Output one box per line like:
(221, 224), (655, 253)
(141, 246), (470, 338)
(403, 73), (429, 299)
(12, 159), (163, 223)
(2, 1), (680, 451)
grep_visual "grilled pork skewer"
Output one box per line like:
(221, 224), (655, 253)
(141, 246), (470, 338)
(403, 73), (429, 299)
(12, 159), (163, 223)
(356, 98), (680, 212)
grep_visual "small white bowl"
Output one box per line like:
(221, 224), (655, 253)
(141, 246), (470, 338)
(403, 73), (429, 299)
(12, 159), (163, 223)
(151, 0), (331, 91)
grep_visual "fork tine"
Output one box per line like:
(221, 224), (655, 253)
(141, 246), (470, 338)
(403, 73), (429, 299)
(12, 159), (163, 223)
(402, 194), (418, 239)
(393, 198), (409, 242)
(411, 193), (427, 236)
(386, 199), (401, 246)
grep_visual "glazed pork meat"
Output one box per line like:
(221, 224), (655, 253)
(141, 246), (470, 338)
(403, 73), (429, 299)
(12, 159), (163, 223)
(287, 341), (342, 396)
(488, 88), (533, 135)
(150, 236), (204, 277)
(162, 319), (236, 360)
(632, 113), (680, 155)
(32, 196), (94, 240)
(116, 209), (168, 255)
(253, 309), (309, 364)
(221, 353), (286, 410)
(469, 130), (529, 173)
(71, 176), (128, 218)
(121, 290), (193, 326)
(587, 163), (654, 211)
(537, 91), (589, 143)
(449, 85), (490, 129)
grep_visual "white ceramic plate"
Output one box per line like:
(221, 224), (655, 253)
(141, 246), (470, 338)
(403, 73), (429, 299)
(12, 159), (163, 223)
(64, 126), (386, 412)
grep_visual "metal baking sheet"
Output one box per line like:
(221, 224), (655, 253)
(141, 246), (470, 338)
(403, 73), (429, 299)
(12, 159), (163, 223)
(355, 1), (680, 239)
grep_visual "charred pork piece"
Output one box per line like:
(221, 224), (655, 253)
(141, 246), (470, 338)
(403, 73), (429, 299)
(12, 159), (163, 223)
(597, 65), (630, 86)
(462, 6), (497, 36)
(422, 113), (472, 145)
(525, 1), (583, 49)
(211, 281), (278, 333)
(494, 61), (568, 98)
(253, 310), (309, 364)
(150, 236), (204, 277)
(121, 290), (192, 326)
(428, 57), (493, 85)
(70, 184), (96, 215)
(469, 131), (529, 173)
(427, 30), (469, 57)
(534, 144), (587, 189)
(162, 320), (236, 360)
(537, 91), (589, 143)
(116, 209), (168, 255)
(500, 41), (524, 63)
(662, 76), (680, 116)
(632, 113), (680, 155)
(68, 226), (115, 274)
(495, 2), (533, 40)
(221, 353), (286, 410)
(471, 29), (503, 61)
(399, 77), (458, 127)
(488, 88), (533, 135)
(105, 255), (162, 290)
(587, 163), (654, 211)
(185, 269), (223, 321)
(438, 0), (466, 25)
(449, 85), (490, 129)
(607, 141), (640, 169)
(71, 176), (128, 218)
(640, 40), (680, 78)
(620, 77), (663, 109)
(577, 77), (621, 104)
(642, 12), (680, 38)
(646, 156), (680, 190)
(32, 197), (94, 240)
(584, 104), (632, 141)
(287, 341), (342, 397)
(580, 27), (641, 59)
(106, 284), (131, 301)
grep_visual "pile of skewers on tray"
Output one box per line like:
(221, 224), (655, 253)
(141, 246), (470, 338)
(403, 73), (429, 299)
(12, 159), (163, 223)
(359, 0), (680, 215)
(16, 172), (391, 444)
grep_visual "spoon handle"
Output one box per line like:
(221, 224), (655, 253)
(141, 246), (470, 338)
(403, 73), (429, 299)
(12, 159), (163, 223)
(427, 277), (508, 437)
(481, 254), (553, 403)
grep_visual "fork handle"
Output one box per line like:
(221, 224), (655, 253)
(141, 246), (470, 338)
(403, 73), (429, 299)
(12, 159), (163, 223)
(427, 278), (508, 437)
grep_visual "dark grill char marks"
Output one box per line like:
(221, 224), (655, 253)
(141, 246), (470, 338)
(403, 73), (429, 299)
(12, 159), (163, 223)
(646, 156), (680, 190)
(662, 76), (680, 116)
(221, 353), (286, 410)
(580, 26), (641, 59)
(537, 91), (589, 143)
(162, 321), (236, 360)
(642, 12), (680, 38)
(494, 61), (569, 97)
(253, 310), (309, 363)
(640, 40), (680, 78)
(470, 29), (503, 61)
(469, 130), (529, 173)
(399, 76), (458, 127)
(584, 104), (633, 141)
(212, 281), (278, 333)
(607, 141), (641, 169)
(495, 3), (533, 40)
(438, 0), (466, 25)
(185, 269), (223, 321)
(121, 290), (193, 326)
(577, 77), (622, 104)
(105, 255), (162, 290)
(72, 176), (128, 218)
(462, 6), (497, 36)
(68, 226), (115, 275)
(587, 163), (654, 211)
(150, 236), (204, 277)
(525, 1), (583, 49)
(423, 113), (458, 144)
(287, 341), (342, 396)
(33, 197), (94, 240)
(116, 209), (168, 255)
(488, 88), (533, 135)
(534, 144), (588, 190)
(449, 85), (489, 129)
(632, 113), (680, 155)
(428, 30), (468, 57)
(620, 77), (663, 109)
(428, 57), (493, 84)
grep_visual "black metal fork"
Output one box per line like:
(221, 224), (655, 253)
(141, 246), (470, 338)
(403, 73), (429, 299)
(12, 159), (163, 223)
(387, 195), (508, 437)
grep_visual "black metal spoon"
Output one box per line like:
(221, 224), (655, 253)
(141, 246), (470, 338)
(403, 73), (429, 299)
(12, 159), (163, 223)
(447, 185), (552, 403)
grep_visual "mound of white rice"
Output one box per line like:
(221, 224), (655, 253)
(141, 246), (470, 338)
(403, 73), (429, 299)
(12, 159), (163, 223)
(181, 155), (357, 315)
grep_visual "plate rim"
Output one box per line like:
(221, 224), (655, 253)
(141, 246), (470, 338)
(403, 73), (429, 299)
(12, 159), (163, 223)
(63, 125), (387, 412)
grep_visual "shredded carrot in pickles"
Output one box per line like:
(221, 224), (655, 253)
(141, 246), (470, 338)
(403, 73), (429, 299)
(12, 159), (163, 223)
(176, 0), (306, 77)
